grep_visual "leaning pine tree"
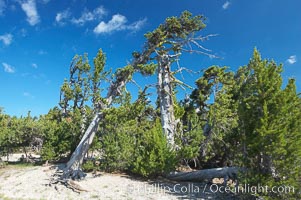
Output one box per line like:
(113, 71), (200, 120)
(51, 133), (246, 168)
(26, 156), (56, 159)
(60, 50), (135, 179)
(131, 11), (243, 182)
(132, 10), (217, 148)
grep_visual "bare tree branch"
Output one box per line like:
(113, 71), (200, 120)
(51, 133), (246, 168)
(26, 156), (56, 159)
(181, 48), (220, 59)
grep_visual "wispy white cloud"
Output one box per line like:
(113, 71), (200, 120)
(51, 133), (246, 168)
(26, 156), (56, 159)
(94, 14), (146, 34)
(32, 63), (38, 68)
(19, 28), (27, 37)
(0, 0), (6, 16)
(23, 92), (31, 96)
(21, 72), (46, 80)
(286, 55), (297, 64)
(21, 72), (30, 77)
(38, 49), (47, 55)
(45, 80), (51, 85)
(94, 14), (126, 34)
(23, 92), (35, 99)
(2, 62), (15, 73)
(127, 18), (147, 32)
(222, 1), (231, 10)
(72, 6), (107, 26)
(19, 0), (40, 26)
(0, 33), (13, 46)
(55, 9), (71, 25)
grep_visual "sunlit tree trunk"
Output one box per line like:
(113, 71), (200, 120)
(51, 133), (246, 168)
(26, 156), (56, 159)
(62, 113), (102, 179)
(157, 54), (176, 148)
(62, 68), (130, 179)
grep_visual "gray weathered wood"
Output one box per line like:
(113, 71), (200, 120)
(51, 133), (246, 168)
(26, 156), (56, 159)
(166, 167), (243, 183)
(62, 68), (130, 179)
(157, 54), (176, 148)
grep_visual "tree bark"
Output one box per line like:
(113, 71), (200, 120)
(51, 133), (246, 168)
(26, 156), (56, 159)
(62, 113), (103, 179)
(166, 167), (243, 183)
(62, 69), (130, 179)
(0, 157), (4, 168)
(157, 54), (176, 148)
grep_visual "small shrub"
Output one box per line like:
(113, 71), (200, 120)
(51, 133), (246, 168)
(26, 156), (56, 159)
(82, 160), (97, 172)
(131, 120), (177, 177)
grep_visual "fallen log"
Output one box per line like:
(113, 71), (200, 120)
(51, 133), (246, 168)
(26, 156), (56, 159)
(166, 167), (244, 183)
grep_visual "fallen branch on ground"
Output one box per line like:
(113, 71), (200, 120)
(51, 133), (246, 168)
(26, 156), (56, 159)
(166, 167), (245, 184)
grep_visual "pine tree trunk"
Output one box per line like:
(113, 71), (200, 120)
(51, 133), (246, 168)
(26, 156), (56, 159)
(62, 113), (102, 179)
(157, 54), (176, 148)
(62, 72), (129, 179)
(260, 153), (278, 179)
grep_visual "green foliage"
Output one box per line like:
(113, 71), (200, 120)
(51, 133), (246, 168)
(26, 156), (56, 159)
(40, 107), (64, 161)
(132, 119), (176, 177)
(0, 110), (43, 158)
(98, 91), (150, 172)
(59, 48), (108, 114)
(40, 106), (95, 161)
(144, 10), (205, 49)
(0, 110), (10, 155)
(177, 102), (205, 162)
(115, 65), (135, 81)
(232, 49), (301, 199)
(40, 50), (108, 161)
(59, 53), (91, 111)
(133, 10), (207, 77)
(99, 92), (177, 177)
(40, 143), (56, 161)
(82, 160), (96, 172)
(189, 66), (239, 167)
(100, 114), (136, 172)
(136, 63), (157, 76)
(186, 49), (301, 199)
(92, 49), (108, 106)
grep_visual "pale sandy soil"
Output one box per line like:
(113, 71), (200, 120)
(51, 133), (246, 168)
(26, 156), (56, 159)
(0, 156), (239, 200)
(1, 153), (40, 162)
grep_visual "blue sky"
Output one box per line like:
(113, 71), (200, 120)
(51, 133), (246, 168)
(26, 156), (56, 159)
(0, 0), (300, 117)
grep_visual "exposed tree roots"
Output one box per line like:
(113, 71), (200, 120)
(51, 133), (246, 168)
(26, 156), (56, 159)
(48, 168), (89, 193)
